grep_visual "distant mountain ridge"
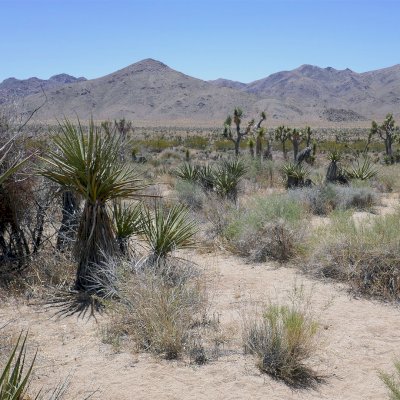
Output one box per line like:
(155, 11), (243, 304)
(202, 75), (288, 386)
(0, 73), (86, 105)
(1, 59), (399, 125)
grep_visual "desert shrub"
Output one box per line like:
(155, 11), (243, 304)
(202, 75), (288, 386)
(288, 184), (378, 215)
(214, 139), (234, 152)
(175, 180), (206, 210)
(107, 268), (208, 359)
(373, 164), (400, 192)
(244, 157), (282, 188)
(309, 210), (400, 300)
(184, 136), (208, 150)
(334, 184), (377, 210)
(242, 287), (319, 387)
(138, 137), (180, 153)
(200, 194), (235, 240)
(380, 361), (400, 400)
(223, 194), (306, 262)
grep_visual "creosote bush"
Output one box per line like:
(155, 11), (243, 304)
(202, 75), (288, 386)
(309, 210), (400, 300)
(223, 194), (306, 262)
(287, 183), (378, 215)
(242, 286), (319, 387)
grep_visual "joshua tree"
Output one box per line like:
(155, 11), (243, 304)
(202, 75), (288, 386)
(255, 112), (266, 157)
(289, 128), (303, 161)
(303, 126), (313, 147)
(371, 114), (399, 161)
(41, 119), (145, 292)
(275, 125), (291, 159)
(223, 109), (266, 156)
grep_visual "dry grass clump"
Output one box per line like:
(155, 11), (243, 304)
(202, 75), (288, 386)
(242, 286), (320, 387)
(223, 194), (306, 262)
(106, 264), (209, 360)
(309, 210), (400, 300)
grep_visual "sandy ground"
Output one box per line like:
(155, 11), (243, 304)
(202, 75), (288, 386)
(1, 246), (400, 400)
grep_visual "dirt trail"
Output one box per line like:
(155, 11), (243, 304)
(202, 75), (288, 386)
(1, 248), (400, 400)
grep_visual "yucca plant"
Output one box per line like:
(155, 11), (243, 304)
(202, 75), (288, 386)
(213, 159), (247, 202)
(113, 201), (142, 254)
(197, 165), (214, 191)
(326, 150), (347, 184)
(282, 162), (309, 189)
(173, 163), (200, 183)
(0, 332), (37, 400)
(41, 119), (145, 292)
(141, 204), (198, 266)
(346, 156), (378, 181)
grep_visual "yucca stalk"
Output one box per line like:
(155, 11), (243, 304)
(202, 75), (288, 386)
(141, 204), (198, 266)
(41, 119), (145, 292)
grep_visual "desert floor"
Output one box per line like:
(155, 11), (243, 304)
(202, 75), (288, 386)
(1, 241), (399, 400)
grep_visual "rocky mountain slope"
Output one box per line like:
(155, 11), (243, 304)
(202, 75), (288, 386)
(1, 59), (399, 125)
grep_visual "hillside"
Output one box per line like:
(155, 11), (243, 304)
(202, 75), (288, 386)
(1, 59), (399, 126)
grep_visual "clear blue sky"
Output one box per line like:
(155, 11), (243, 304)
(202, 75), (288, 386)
(1, 0), (399, 83)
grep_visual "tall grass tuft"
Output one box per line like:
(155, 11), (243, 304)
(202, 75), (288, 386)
(242, 286), (319, 387)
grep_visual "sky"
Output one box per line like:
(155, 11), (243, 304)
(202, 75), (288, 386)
(1, 0), (399, 83)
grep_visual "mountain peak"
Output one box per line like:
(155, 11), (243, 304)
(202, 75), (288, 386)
(49, 73), (87, 83)
(130, 58), (169, 71)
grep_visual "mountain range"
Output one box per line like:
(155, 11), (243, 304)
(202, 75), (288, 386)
(1, 59), (399, 126)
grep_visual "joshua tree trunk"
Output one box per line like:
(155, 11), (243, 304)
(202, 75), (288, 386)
(256, 137), (262, 158)
(292, 140), (299, 161)
(74, 201), (118, 292)
(263, 139), (272, 160)
(282, 141), (287, 159)
(57, 191), (79, 251)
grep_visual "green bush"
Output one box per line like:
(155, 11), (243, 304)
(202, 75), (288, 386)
(184, 136), (209, 150)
